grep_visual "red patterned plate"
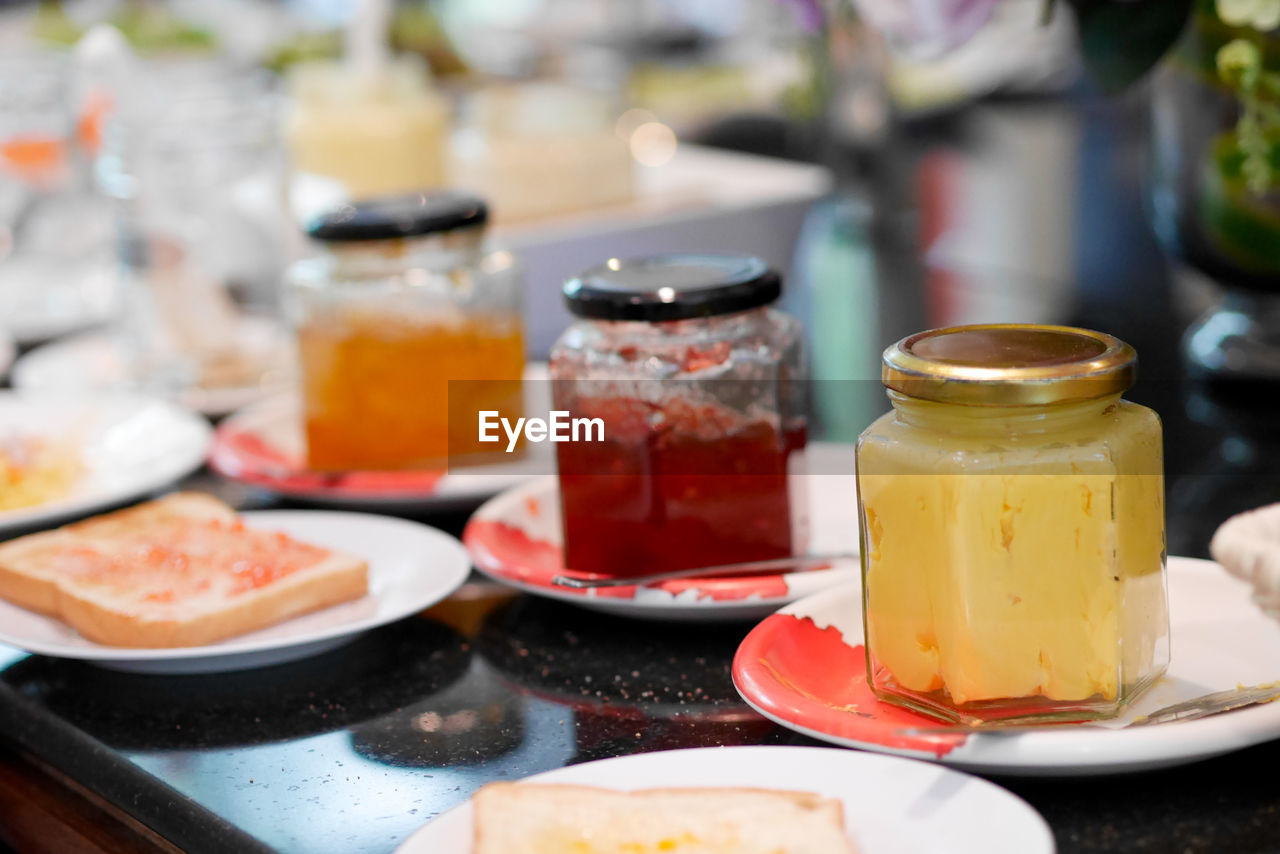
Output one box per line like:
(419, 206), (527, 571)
(462, 450), (861, 621)
(209, 396), (551, 510)
(733, 558), (1280, 775)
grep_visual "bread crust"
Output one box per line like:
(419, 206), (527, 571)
(0, 493), (368, 648)
(0, 556), (62, 614)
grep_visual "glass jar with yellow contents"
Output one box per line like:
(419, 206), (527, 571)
(856, 324), (1168, 725)
(286, 192), (524, 471)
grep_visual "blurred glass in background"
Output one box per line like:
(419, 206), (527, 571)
(0, 52), (114, 345)
(95, 56), (289, 400)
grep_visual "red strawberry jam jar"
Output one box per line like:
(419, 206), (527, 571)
(550, 254), (808, 578)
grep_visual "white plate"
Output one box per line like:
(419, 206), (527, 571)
(398, 745), (1054, 854)
(0, 510), (471, 673)
(11, 317), (291, 417)
(734, 557), (1280, 776)
(0, 255), (116, 345)
(0, 393), (212, 536)
(461, 444), (861, 621)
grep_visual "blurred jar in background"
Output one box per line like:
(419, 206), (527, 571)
(96, 63), (288, 397)
(286, 192), (525, 472)
(285, 57), (449, 218)
(449, 83), (634, 223)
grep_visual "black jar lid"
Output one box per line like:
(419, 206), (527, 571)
(306, 191), (488, 242)
(563, 255), (781, 322)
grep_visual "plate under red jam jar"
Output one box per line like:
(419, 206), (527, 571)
(461, 443), (860, 621)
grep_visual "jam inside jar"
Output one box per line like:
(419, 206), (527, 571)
(550, 255), (808, 577)
(857, 324), (1169, 725)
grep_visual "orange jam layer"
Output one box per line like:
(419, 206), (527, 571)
(35, 518), (332, 603)
(299, 310), (525, 471)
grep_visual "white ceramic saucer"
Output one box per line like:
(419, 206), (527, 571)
(399, 745), (1054, 854)
(0, 510), (471, 674)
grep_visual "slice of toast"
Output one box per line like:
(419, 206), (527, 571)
(472, 783), (859, 854)
(0, 492), (368, 648)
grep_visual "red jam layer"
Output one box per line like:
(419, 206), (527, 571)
(35, 518), (331, 602)
(555, 396), (806, 577)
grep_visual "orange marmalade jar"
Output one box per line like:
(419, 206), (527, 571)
(286, 192), (525, 470)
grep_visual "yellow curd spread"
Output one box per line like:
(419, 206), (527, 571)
(856, 325), (1169, 723)
(540, 833), (706, 853)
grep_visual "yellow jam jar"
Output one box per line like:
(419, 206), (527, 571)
(856, 324), (1168, 725)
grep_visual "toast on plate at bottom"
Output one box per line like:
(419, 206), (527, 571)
(472, 782), (859, 854)
(0, 492), (368, 648)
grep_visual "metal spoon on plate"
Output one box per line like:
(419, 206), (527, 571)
(550, 553), (859, 589)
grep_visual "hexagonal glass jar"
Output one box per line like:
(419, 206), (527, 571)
(856, 324), (1168, 725)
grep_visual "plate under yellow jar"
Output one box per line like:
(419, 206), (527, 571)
(855, 324), (1168, 725)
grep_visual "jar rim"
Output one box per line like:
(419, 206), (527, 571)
(882, 323), (1136, 406)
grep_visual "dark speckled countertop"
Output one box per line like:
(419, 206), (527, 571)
(6, 95), (1280, 854)
(0, 587), (797, 852)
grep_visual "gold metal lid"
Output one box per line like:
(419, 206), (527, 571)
(882, 324), (1137, 406)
